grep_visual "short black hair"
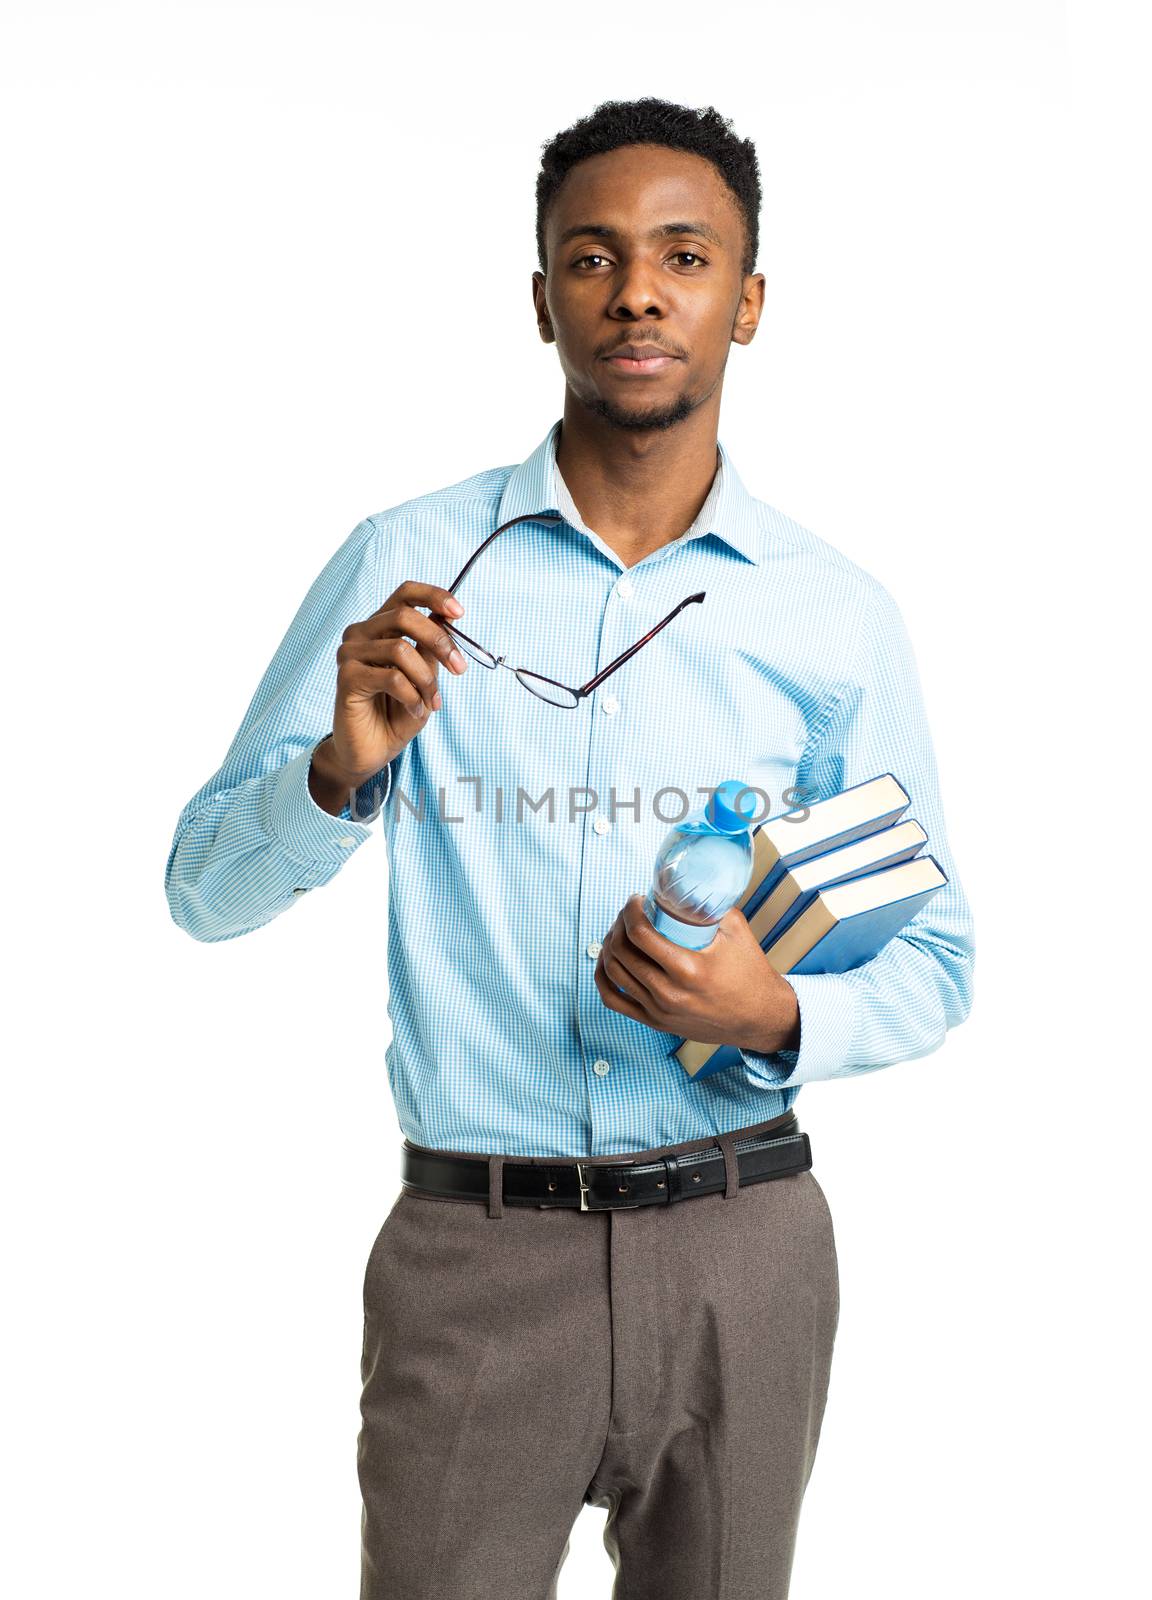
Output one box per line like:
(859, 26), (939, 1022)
(536, 97), (761, 280)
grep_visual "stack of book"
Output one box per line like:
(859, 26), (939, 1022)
(673, 773), (948, 1080)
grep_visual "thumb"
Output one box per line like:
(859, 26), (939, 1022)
(717, 904), (753, 942)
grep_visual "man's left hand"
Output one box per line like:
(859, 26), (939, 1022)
(593, 893), (801, 1054)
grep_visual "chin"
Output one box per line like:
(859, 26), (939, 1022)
(583, 390), (698, 433)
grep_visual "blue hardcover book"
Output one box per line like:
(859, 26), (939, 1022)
(674, 854), (948, 1079)
(750, 818), (927, 948)
(738, 772), (911, 926)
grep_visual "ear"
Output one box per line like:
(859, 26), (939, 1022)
(532, 271), (555, 345)
(731, 272), (766, 348)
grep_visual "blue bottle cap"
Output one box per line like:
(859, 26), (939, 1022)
(705, 780), (758, 835)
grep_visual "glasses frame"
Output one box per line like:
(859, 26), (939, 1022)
(438, 511), (706, 709)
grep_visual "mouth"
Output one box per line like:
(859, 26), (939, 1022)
(603, 351), (680, 375)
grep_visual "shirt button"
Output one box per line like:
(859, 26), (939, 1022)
(587, 941), (603, 959)
(593, 815), (611, 835)
(601, 694), (619, 716)
(593, 1059), (611, 1076)
(292, 887), (309, 895)
(337, 835), (357, 849)
(617, 578), (634, 599)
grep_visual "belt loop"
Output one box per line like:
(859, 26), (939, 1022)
(717, 1131), (742, 1199)
(488, 1154), (505, 1219)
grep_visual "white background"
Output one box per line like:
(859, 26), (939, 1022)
(2, 1), (1147, 1595)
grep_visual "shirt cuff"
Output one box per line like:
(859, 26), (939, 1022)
(340, 762), (394, 824)
(738, 972), (864, 1088)
(264, 744), (382, 868)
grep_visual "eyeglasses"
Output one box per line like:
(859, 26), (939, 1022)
(438, 511), (706, 709)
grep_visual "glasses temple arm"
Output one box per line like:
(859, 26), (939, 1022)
(448, 512), (565, 592)
(579, 591), (706, 696)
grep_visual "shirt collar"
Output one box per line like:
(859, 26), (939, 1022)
(495, 418), (763, 566)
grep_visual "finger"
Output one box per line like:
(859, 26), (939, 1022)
(599, 942), (661, 1010)
(406, 638), (444, 712)
(352, 635), (441, 713)
(624, 893), (695, 977)
(360, 603), (470, 677)
(341, 658), (433, 721)
(381, 581), (464, 620)
(593, 953), (651, 1024)
(607, 921), (673, 1000)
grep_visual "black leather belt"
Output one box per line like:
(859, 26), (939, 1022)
(400, 1113), (812, 1212)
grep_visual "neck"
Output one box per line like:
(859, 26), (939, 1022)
(554, 400), (721, 568)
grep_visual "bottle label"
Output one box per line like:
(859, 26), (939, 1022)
(645, 893), (719, 951)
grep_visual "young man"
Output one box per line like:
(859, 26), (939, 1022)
(166, 97), (974, 1599)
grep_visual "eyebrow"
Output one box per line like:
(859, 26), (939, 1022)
(556, 220), (726, 250)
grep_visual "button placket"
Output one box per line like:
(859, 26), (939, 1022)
(581, 570), (640, 1141)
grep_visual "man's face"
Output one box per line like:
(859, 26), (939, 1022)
(533, 144), (763, 433)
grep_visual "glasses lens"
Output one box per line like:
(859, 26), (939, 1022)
(446, 626), (497, 668)
(516, 669), (579, 708)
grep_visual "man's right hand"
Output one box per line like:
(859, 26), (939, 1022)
(312, 581), (470, 804)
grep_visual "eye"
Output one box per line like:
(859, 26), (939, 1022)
(571, 250), (710, 271)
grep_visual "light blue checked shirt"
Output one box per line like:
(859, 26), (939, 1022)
(165, 418), (974, 1157)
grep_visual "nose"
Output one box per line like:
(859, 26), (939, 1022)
(608, 260), (667, 320)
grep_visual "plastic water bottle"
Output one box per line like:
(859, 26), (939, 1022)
(642, 780), (758, 950)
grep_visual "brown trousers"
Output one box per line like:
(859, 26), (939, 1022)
(358, 1112), (839, 1599)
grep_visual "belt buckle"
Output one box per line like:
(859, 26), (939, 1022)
(575, 1159), (640, 1211)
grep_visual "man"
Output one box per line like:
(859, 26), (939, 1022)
(166, 96), (974, 1600)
